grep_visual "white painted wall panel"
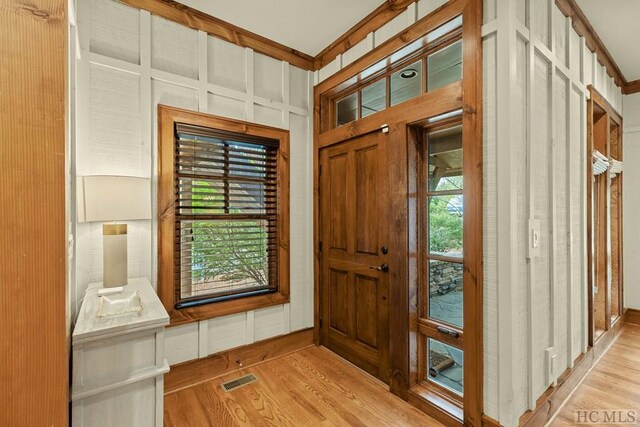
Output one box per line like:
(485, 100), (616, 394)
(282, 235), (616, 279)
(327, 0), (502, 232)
(254, 306), (285, 341)
(89, 64), (142, 175)
(152, 79), (198, 111)
(207, 36), (246, 93)
(254, 104), (283, 127)
(151, 16), (198, 79)
(554, 7), (568, 67)
(482, 33), (499, 420)
(570, 86), (584, 355)
(531, 0), (550, 48)
(374, 11), (409, 48)
(90, 0), (140, 64)
(341, 35), (373, 67)
(623, 93), (640, 309)
(165, 322), (199, 365)
(553, 72), (569, 374)
(513, 36), (529, 418)
(531, 51), (552, 398)
(419, 0), (448, 20)
(253, 53), (283, 102)
(207, 93), (246, 121)
(289, 66), (310, 110)
(207, 313), (247, 354)
(318, 56), (341, 83)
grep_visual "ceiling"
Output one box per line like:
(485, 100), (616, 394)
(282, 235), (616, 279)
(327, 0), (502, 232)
(576, 0), (640, 82)
(178, 0), (386, 56)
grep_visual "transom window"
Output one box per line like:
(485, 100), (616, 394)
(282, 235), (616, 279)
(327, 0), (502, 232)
(333, 16), (463, 128)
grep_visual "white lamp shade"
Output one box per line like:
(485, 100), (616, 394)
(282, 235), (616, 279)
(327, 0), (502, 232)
(77, 176), (151, 222)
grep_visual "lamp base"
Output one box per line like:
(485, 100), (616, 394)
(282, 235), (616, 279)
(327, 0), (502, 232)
(103, 223), (128, 288)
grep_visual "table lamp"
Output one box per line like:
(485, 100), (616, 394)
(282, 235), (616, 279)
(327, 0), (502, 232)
(77, 176), (151, 292)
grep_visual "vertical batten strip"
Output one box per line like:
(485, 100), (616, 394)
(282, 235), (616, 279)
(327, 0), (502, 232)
(525, 0), (536, 411)
(549, 0), (559, 386)
(496, 0), (518, 423)
(565, 15), (575, 369)
(282, 60), (292, 335)
(140, 10), (153, 288)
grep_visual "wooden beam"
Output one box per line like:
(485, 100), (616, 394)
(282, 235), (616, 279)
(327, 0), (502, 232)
(118, 0), (315, 70)
(164, 328), (313, 394)
(624, 79), (640, 95)
(0, 0), (68, 425)
(555, 0), (627, 88)
(313, 0), (420, 70)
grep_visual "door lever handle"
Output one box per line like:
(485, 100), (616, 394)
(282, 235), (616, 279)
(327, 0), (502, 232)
(437, 326), (460, 338)
(369, 263), (389, 273)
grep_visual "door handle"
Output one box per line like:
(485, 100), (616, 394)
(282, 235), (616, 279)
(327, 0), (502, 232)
(369, 263), (389, 273)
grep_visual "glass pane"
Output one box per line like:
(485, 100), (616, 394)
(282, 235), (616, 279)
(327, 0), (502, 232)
(361, 79), (386, 118)
(428, 195), (463, 257)
(427, 125), (463, 191)
(428, 259), (463, 327)
(336, 92), (357, 126)
(427, 40), (462, 91)
(427, 338), (463, 395)
(390, 60), (422, 106)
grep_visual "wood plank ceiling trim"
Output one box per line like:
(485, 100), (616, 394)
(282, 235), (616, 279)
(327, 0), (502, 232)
(118, 0), (315, 70)
(556, 0), (640, 94)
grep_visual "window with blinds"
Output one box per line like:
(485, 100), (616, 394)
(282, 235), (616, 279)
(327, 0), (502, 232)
(173, 122), (280, 309)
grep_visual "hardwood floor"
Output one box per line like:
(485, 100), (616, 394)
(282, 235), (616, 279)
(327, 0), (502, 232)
(552, 323), (640, 425)
(164, 345), (444, 426)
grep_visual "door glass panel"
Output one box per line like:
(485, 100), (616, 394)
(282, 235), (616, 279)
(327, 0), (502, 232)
(428, 259), (463, 327)
(427, 126), (463, 191)
(427, 40), (462, 91)
(390, 60), (422, 106)
(336, 92), (358, 126)
(427, 338), (463, 395)
(428, 195), (463, 257)
(361, 79), (386, 118)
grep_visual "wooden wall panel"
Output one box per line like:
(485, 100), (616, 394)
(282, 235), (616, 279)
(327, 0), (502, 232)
(0, 0), (68, 425)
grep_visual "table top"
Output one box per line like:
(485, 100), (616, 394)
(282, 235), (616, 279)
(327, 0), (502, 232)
(73, 277), (169, 343)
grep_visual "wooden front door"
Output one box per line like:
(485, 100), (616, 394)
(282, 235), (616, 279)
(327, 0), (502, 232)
(319, 131), (390, 383)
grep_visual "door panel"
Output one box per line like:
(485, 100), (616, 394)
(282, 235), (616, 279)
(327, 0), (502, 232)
(320, 131), (390, 383)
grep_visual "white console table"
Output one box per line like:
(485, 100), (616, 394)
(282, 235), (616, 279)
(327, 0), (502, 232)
(72, 277), (169, 427)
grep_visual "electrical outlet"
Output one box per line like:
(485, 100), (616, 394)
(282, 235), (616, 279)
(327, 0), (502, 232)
(545, 347), (557, 386)
(527, 219), (541, 259)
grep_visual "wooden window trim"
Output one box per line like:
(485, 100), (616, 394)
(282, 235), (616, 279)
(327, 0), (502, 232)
(158, 105), (290, 326)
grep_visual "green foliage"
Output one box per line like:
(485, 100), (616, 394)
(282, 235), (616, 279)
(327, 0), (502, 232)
(188, 180), (268, 288)
(428, 176), (463, 254)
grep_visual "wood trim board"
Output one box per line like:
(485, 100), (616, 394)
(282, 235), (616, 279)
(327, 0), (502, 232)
(0, 0), (68, 425)
(623, 308), (640, 325)
(164, 328), (313, 394)
(118, 0), (315, 70)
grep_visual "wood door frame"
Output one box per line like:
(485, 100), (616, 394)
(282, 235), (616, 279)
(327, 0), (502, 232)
(313, 0), (483, 424)
(586, 86), (623, 346)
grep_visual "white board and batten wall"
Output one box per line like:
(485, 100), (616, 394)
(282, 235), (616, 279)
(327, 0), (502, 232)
(623, 93), (640, 310)
(483, 0), (623, 425)
(73, 0), (314, 366)
(316, 0), (624, 426)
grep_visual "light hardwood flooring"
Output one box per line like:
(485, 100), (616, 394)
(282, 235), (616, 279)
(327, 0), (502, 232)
(164, 345), (443, 426)
(552, 323), (640, 426)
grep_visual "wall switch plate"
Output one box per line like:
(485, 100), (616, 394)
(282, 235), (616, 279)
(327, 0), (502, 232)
(527, 219), (541, 259)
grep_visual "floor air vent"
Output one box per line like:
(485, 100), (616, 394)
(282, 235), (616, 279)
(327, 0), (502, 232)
(220, 374), (258, 392)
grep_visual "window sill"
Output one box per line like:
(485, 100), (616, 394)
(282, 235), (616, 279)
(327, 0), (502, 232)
(167, 290), (289, 327)
(408, 383), (463, 427)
